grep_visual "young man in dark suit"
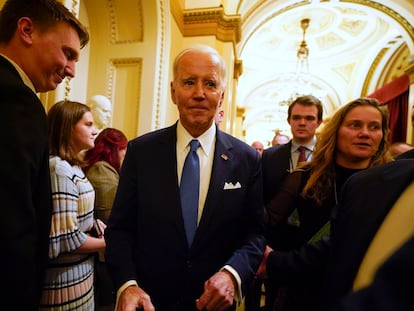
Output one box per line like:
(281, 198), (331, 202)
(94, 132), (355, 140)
(105, 45), (266, 311)
(262, 95), (323, 208)
(251, 95), (323, 310)
(0, 1), (89, 309)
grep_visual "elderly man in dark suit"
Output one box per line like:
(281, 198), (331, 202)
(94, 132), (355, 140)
(105, 45), (266, 311)
(0, 1), (89, 310)
(323, 159), (414, 311)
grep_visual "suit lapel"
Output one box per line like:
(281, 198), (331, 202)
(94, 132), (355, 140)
(155, 125), (190, 246)
(194, 130), (233, 242)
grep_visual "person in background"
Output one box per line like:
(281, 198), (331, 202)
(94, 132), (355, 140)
(262, 95), (324, 207)
(251, 140), (265, 157)
(84, 127), (128, 311)
(395, 144), (414, 159)
(41, 100), (105, 311)
(272, 133), (290, 146)
(258, 97), (393, 311)
(253, 95), (323, 311)
(105, 44), (265, 311)
(0, 0), (89, 309)
(394, 107), (414, 160)
(389, 141), (414, 158)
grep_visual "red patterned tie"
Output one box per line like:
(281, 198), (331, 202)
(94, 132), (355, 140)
(297, 145), (307, 165)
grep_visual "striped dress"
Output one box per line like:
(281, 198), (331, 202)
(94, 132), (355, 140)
(40, 156), (95, 311)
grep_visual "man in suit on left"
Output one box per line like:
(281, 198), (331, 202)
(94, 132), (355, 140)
(0, 1), (89, 309)
(105, 44), (266, 311)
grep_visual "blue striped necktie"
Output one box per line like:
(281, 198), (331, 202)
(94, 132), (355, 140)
(180, 139), (200, 246)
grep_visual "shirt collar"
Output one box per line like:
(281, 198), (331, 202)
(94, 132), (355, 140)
(0, 53), (36, 93)
(177, 120), (216, 157)
(291, 136), (317, 151)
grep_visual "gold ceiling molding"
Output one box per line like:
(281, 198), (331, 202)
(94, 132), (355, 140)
(239, 1), (308, 52)
(362, 42), (410, 96)
(234, 59), (243, 79)
(171, 3), (241, 44)
(236, 106), (245, 118)
(361, 47), (388, 96)
(346, 0), (414, 42)
(404, 57), (414, 84)
(237, 0), (267, 24)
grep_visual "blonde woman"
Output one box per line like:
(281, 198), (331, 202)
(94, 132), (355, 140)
(260, 97), (393, 311)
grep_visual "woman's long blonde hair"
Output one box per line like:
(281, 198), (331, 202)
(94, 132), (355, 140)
(302, 97), (393, 205)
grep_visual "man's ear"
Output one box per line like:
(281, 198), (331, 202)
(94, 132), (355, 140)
(316, 118), (323, 127)
(170, 81), (178, 105)
(17, 17), (34, 44)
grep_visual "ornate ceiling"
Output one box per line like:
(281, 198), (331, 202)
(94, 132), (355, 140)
(230, 0), (414, 145)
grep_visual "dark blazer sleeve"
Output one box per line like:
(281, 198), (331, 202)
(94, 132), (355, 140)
(261, 142), (292, 204)
(266, 237), (330, 286)
(214, 131), (267, 295)
(265, 169), (305, 226)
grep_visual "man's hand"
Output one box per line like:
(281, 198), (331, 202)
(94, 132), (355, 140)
(256, 245), (273, 279)
(116, 285), (154, 311)
(195, 270), (235, 311)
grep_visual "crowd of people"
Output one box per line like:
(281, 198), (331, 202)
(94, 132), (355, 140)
(1, 1), (414, 311)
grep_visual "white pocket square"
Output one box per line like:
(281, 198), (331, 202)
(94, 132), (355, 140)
(223, 182), (241, 190)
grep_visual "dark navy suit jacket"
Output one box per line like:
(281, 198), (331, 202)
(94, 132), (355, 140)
(261, 141), (292, 204)
(0, 55), (52, 309)
(323, 159), (414, 310)
(105, 123), (266, 310)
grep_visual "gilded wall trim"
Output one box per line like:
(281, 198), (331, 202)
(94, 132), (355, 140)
(107, 57), (142, 101)
(171, 3), (242, 44)
(153, 0), (167, 130)
(108, 57), (142, 137)
(107, 0), (144, 44)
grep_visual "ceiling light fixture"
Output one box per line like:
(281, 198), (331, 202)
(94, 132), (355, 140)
(277, 18), (312, 106)
(297, 18), (310, 74)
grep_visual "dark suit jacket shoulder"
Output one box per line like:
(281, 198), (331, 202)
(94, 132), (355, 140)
(0, 55), (52, 308)
(261, 141), (292, 203)
(395, 148), (414, 160)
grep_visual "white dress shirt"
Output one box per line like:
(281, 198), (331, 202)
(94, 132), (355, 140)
(177, 120), (216, 223)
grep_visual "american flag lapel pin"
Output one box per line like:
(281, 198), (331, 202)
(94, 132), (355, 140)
(221, 154), (228, 160)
